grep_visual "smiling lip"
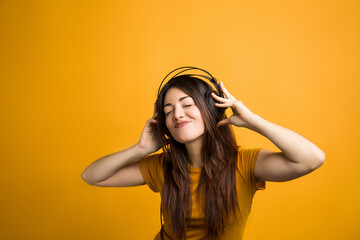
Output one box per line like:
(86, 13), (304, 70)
(175, 121), (190, 128)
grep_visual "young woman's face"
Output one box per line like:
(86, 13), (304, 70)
(163, 87), (205, 144)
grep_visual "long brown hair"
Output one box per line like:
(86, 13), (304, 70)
(155, 75), (240, 240)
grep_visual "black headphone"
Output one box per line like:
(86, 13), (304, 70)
(158, 66), (225, 239)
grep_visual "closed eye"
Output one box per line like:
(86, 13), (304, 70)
(165, 105), (193, 116)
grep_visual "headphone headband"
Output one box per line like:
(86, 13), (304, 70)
(157, 66), (224, 99)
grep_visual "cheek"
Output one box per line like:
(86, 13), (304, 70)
(195, 110), (204, 123)
(193, 113), (205, 130)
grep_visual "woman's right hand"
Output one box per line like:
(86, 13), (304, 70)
(137, 102), (162, 156)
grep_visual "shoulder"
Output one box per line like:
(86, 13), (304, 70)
(237, 147), (262, 163)
(137, 152), (165, 170)
(137, 152), (165, 193)
(237, 147), (265, 190)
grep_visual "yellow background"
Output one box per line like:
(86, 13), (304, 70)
(1, 0), (359, 239)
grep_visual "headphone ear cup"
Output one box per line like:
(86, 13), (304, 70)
(205, 90), (226, 120)
(210, 81), (226, 119)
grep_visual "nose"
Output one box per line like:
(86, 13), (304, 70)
(174, 106), (185, 120)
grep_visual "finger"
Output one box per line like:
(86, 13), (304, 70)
(153, 102), (158, 117)
(220, 82), (236, 100)
(149, 119), (157, 125)
(211, 92), (232, 102)
(217, 118), (230, 127)
(214, 101), (234, 108)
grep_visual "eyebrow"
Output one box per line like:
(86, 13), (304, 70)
(164, 96), (192, 108)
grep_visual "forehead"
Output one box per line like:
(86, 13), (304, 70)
(164, 87), (190, 101)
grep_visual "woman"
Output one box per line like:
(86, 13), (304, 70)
(81, 72), (325, 240)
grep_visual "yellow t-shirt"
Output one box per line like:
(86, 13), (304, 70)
(137, 147), (265, 240)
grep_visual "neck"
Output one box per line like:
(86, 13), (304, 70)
(184, 136), (204, 168)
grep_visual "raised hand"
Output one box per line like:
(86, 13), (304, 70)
(137, 102), (162, 155)
(211, 82), (258, 129)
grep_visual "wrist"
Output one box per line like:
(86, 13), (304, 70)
(246, 114), (266, 132)
(134, 143), (152, 158)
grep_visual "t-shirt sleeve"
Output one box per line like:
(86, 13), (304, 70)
(137, 153), (164, 193)
(238, 147), (266, 191)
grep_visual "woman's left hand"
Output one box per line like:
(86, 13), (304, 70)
(211, 82), (258, 128)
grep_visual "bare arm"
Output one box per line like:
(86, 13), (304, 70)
(250, 115), (325, 182)
(81, 102), (162, 187)
(81, 144), (146, 185)
(211, 82), (325, 182)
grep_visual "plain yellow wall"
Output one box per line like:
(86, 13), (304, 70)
(0, 0), (359, 239)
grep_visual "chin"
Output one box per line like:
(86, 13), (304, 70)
(173, 134), (204, 144)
